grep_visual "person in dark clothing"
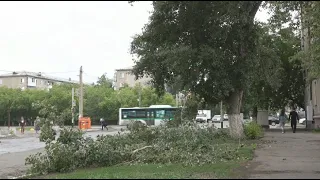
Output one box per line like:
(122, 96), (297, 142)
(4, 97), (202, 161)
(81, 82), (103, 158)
(100, 118), (108, 131)
(20, 117), (25, 134)
(289, 108), (300, 133)
(103, 121), (108, 131)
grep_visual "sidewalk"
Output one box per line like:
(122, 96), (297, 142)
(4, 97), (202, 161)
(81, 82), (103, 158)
(249, 128), (320, 179)
(85, 125), (126, 132)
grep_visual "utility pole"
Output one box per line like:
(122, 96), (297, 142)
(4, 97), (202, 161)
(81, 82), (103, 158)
(301, 4), (312, 129)
(71, 88), (75, 128)
(220, 101), (224, 129)
(138, 83), (142, 107)
(176, 93), (179, 107)
(79, 66), (84, 118)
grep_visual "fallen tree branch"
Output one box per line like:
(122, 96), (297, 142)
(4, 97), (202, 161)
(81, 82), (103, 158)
(132, 146), (153, 153)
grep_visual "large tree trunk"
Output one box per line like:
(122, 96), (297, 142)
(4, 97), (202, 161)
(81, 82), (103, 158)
(227, 90), (244, 138)
(252, 106), (258, 123)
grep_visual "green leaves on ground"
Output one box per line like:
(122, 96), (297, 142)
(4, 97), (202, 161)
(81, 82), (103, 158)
(25, 123), (258, 175)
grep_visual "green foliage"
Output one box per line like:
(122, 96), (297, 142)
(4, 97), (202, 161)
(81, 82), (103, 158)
(96, 74), (113, 88)
(26, 124), (255, 175)
(39, 118), (56, 142)
(181, 94), (200, 121)
(130, 2), (262, 106)
(126, 121), (147, 132)
(57, 128), (84, 144)
(293, 2), (320, 80)
(266, 1), (320, 86)
(0, 75), (176, 125)
(244, 23), (305, 110)
(244, 122), (264, 140)
(165, 109), (182, 128)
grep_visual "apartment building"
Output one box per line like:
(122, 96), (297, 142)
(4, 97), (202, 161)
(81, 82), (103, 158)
(113, 66), (152, 90)
(0, 71), (78, 90)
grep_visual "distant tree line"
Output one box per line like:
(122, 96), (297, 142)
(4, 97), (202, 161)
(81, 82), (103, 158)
(0, 74), (176, 126)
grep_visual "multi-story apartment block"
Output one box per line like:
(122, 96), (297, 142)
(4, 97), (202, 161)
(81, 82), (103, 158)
(113, 66), (152, 90)
(0, 71), (78, 90)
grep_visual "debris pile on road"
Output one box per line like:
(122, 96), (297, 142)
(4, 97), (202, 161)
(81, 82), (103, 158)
(25, 122), (257, 175)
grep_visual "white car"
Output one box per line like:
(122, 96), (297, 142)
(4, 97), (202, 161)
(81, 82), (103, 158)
(299, 118), (306, 125)
(211, 114), (228, 122)
(195, 114), (207, 123)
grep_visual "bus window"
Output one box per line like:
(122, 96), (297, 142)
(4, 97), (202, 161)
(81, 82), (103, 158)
(122, 110), (136, 119)
(165, 110), (173, 117)
(135, 110), (147, 118)
(155, 110), (165, 118)
(165, 108), (178, 118)
(128, 111), (136, 118)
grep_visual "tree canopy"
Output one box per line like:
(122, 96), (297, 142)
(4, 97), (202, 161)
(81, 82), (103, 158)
(0, 75), (176, 126)
(130, 1), (276, 138)
(129, 1), (312, 137)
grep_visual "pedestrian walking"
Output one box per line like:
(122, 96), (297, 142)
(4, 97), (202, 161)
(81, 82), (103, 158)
(103, 120), (108, 131)
(100, 118), (108, 130)
(279, 109), (288, 134)
(20, 116), (25, 134)
(34, 116), (41, 134)
(289, 107), (299, 133)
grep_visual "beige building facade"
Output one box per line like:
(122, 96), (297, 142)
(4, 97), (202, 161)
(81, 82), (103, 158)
(0, 71), (78, 90)
(113, 67), (152, 90)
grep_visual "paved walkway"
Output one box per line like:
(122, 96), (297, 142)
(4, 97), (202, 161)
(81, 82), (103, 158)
(249, 128), (320, 179)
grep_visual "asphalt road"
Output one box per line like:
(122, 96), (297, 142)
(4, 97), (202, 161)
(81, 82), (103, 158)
(0, 123), (306, 178)
(0, 126), (125, 179)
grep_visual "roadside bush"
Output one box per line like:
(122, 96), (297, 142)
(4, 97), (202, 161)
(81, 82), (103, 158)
(26, 124), (255, 175)
(39, 121), (56, 142)
(244, 122), (263, 139)
(127, 121), (147, 133)
(57, 128), (84, 144)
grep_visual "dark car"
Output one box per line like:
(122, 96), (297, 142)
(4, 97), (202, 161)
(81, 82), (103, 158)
(268, 116), (279, 126)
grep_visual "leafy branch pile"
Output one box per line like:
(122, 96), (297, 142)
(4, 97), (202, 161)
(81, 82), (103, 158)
(25, 122), (261, 175)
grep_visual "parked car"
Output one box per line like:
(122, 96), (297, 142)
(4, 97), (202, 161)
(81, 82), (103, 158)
(299, 118), (306, 125)
(211, 114), (228, 123)
(211, 115), (221, 122)
(195, 114), (207, 123)
(268, 116), (279, 126)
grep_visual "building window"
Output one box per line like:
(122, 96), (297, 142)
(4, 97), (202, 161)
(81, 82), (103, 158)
(120, 73), (124, 78)
(21, 78), (24, 83)
(32, 78), (35, 83)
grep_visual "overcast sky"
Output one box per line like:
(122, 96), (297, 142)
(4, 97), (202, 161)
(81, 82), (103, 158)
(0, 1), (270, 83)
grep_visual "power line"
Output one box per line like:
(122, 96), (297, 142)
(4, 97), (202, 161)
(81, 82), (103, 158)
(0, 69), (78, 74)
(43, 71), (78, 74)
(83, 72), (98, 78)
